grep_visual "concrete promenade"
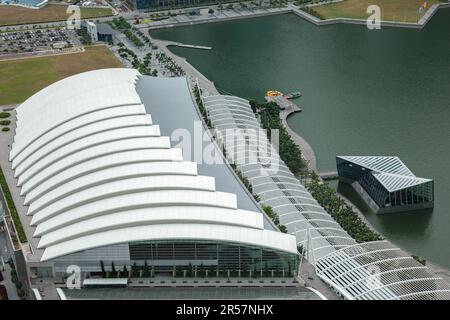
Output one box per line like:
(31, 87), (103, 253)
(150, 37), (219, 96)
(280, 108), (317, 173)
(142, 7), (291, 30)
(0, 107), (44, 263)
(290, 2), (450, 29)
(140, 3), (450, 31)
(1, 2), (448, 33)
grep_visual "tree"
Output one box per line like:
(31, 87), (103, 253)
(100, 260), (106, 278)
(123, 265), (128, 278)
(208, 8), (215, 14)
(143, 260), (149, 277)
(111, 262), (116, 277)
(132, 262), (138, 278)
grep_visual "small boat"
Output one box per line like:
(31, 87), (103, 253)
(266, 90), (283, 97)
(284, 91), (302, 99)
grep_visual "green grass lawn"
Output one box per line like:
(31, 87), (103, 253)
(0, 46), (123, 105)
(0, 4), (114, 26)
(313, 0), (443, 23)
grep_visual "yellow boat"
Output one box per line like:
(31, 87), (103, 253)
(266, 90), (283, 97)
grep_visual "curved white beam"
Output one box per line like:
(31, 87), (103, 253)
(37, 206), (265, 248)
(31, 189), (237, 227)
(40, 223), (297, 261)
(27, 175), (216, 216)
(21, 148), (182, 196)
(26, 161), (198, 206)
(18, 137), (171, 188)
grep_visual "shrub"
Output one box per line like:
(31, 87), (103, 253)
(307, 175), (382, 242)
(0, 168), (26, 242)
(251, 101), (308, 175)
(0, 285), (8, 300)
(0, 112), (10, 118)
(2, 127), (10, 132)
(0, 120), (11, 126)
(17, 289), (26, 298)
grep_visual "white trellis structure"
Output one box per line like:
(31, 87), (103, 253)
(203, 94), (450, 300)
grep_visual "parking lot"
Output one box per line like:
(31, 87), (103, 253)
(0, 28), (82, 60)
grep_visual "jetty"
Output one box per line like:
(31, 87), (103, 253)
(165, 41), (212, 50)
(265, 93), (302, 112)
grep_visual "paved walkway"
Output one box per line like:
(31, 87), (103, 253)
(0, 233), (19, 300)
(0, 109), (44, 263)
(300, 260), (340, 300)
(142, 7), (291, 30)
(149, 36), (219, 96)
(280, 108), (317, 172)
(63, 286), (322, 300)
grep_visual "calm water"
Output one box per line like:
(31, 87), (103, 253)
(151, 10), (450, 268)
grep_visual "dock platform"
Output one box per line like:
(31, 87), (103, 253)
(166, 41), (212, 50)
(265, 94), (302, 112)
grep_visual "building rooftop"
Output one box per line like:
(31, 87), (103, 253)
(336, 156), (432, 192)
(9, 69), (296, 262)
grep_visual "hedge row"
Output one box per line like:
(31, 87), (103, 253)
(0, 167), (27, 242)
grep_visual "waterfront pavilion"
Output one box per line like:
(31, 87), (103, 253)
(336, 156), (434, 214)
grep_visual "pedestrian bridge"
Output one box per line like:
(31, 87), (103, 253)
(319, 171), (339, 180)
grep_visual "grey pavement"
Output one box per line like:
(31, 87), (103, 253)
(63, 286), (322, 300)
(0, 109), (44, 263)
(280, 108), (317, 172)
(0, 233), (19, 300)
(300, 260), (340, 300)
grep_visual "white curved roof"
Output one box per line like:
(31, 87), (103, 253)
(315, 241), (450, 300)
(203, 94), (450, 300)
(337, 156), (432, 192)
(203, 95), (355, 258)
(10, 69), (297, 261)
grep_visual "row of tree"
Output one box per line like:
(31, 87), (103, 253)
(306, 173), (383, 243)
(9, 262), (26, 299)
(99, 261), (293, 278)
(155, 52), (185, 77)
(263, 205), (288, 233)
(247, 101), (382, 243)
(124, 29), (144, 48)
(111, 16), (132, 31)
(250, 101), (309, 176)
(0, 168), (26, 242)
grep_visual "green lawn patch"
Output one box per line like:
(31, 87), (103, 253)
(0, 46), (122, 105)
(0, 4), (114, 26)
(312, 0), (443, 23)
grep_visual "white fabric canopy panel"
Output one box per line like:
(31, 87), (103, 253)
(203, 94), (450, 300)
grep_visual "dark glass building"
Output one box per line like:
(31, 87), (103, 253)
(336, 156), (434, 214)
(133, 0), (219, 10)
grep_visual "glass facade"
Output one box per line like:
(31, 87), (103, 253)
(133, 0), (220, 10)
(337, 158), (434, 211)
(129, 240), (299, 277)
